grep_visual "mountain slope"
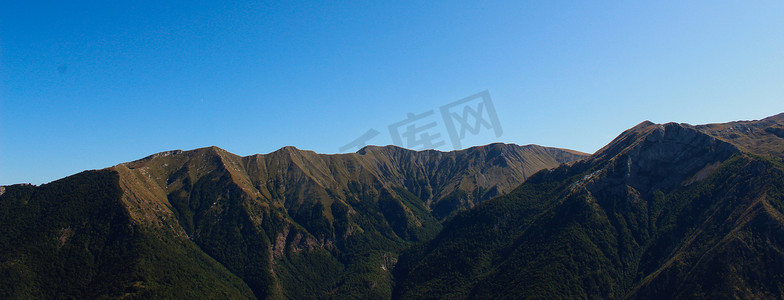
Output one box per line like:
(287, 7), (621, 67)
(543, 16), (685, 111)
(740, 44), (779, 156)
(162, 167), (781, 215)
(0, 170), (255, 299)
(395, 115), (784, 299)
(1, 143), (585, 299)
(696, 112), (784, 158)
(113, 143), (584, 298)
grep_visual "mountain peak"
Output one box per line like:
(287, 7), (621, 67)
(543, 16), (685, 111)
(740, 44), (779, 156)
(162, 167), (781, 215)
(638, 120), (656, 127)
(260, 145), (302, 157)
(591, 121), (659, 162)
(585, 120), (739, 194)
(132, 149), (184, 163)
(396, 113), (784, 299)
(356, 144), (409, 155)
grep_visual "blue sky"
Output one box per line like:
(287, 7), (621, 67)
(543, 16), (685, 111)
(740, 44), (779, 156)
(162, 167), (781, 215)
(2, 1), (784, 185)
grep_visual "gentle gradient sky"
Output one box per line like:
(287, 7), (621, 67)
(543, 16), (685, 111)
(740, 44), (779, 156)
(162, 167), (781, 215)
(2, 1), (784, 185)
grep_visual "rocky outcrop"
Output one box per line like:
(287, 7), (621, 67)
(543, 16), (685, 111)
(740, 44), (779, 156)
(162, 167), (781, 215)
(581, 122), (740, 197)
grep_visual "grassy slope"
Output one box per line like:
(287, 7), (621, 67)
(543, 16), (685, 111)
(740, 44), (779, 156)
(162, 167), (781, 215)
(0, 170), (255, 299)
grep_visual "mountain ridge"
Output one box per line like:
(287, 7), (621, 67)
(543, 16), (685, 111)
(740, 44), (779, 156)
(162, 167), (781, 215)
(1, 141), (587, 299)
(394, 114), (784, 299)
(4, 113), (784, 299)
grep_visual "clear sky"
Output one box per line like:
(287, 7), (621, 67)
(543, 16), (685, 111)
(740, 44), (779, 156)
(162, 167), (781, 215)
(2, 1), (784, 185)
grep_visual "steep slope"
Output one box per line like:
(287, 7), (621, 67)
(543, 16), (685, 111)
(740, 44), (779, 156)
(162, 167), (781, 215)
(0, 170), (255, 299)
(1, 143), (584, 299)
(354, 143), (586, 221)
(112, 143), (584, 299)
(395, 116), (784, 299)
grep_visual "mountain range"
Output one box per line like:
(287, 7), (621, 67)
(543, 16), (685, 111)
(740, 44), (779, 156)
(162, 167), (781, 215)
(2, 113), (783, 299)
(0, 142), (584, 299)
(395, 113), (784, 299)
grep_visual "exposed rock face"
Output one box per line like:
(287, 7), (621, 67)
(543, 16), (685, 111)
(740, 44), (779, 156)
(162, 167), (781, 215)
(581, 122), (740, 197)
